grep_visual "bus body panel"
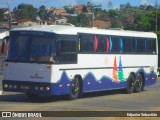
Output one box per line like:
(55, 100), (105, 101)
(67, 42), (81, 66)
(4, 62), (51, 82)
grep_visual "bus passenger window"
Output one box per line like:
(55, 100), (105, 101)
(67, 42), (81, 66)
(124, 37), (135, 53)
(147, 39), (156, 54)
(110, 36), (119, 53)
(80, 34), (94, 52)
(60, 39), (77, 63)
(97, 35), (106, 52)
(61, 40), (77, 53)
(137, 38), (145, 53)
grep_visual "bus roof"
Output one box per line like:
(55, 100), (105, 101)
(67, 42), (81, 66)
(12, 25), (157, 38)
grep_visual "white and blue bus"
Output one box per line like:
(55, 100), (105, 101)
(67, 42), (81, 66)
(2, 25), (158, 100)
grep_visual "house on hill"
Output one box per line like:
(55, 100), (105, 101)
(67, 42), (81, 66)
(94, 19), (112, 29)
(17, 19), (38, 26)
(73, 5), (84, 13)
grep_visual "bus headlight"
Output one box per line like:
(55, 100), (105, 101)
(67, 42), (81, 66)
(13, 85), (17, 89)
(35, 86), (39, 91)
(9, 84), (13, 89)
(4, 84), (8, 88)
(40, 87), (44, 91)
(46, 87), (50, 91)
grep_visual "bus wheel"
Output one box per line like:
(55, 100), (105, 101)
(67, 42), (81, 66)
(26, 93), (39, 100)
(134, 74), (143, 93)
(126, 74), (135, 94)
(69, 78), (80, 100)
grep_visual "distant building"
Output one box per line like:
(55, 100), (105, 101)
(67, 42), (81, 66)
(17, 19), (38, 26)
(73, 5), (84, 13)
(47, 8), (67, 15)
(47, 8), (55, 13)
(55, 17), (67, 24)
(39, 20), (54, 25)
(54, 9), (67, 15)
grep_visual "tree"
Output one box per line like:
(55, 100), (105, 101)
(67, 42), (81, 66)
(135, 11), (155, 31)
(146, 5), (155, 11)
(38, 5), (47, 20)
(108, 10), (118, 18)
(14, 3), (37, 20)
(126, 2), (131, 9)
(77, 13), (90, 27)
(64, 6), (70, 13)
(111, 18), (123, 28)
(68, 13), (91, 27)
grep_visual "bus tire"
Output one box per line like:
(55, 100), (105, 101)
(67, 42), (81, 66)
(134, 74), (143, 93)
(26, 93), (39, 100)
(69, 78), (80, 100)
(126, 74), (135, 94)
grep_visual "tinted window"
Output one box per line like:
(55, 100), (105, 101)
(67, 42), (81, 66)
(137, 38), (145, 53)
(147, 39), (156, 53)
(60, 35), (77, 63)
(80, 34), (94, 52)
(61, 40), (77, 52)
(110, 36), (120, 53)
(124, 37), (135, 52)
(97, 35), (106, 52)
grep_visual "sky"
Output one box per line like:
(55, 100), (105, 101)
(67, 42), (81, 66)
(0, 0), (158, 10)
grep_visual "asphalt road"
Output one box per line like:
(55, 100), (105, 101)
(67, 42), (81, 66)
(0, 78), (160, 119)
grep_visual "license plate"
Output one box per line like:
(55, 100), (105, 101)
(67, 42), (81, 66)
(21, 85), (30, 90)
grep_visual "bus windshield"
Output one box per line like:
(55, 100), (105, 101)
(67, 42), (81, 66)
(7, 31), (57, 63)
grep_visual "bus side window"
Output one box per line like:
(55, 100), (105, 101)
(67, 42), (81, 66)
(96, 35), (106, 52)
(79, 34), (94, 52)
(111, 36), (119, 53)
(60, 39), (77, 63)
(134, 38), (138, 52)
(147, 39), (156, 54)
(124, 37), (135, 53)
(137, 38), (145, 53)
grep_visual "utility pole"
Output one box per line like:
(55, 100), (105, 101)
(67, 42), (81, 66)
(155, 0), (158, 32)
(5, 0), (12, 30)
(89, 3), (101, 27)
